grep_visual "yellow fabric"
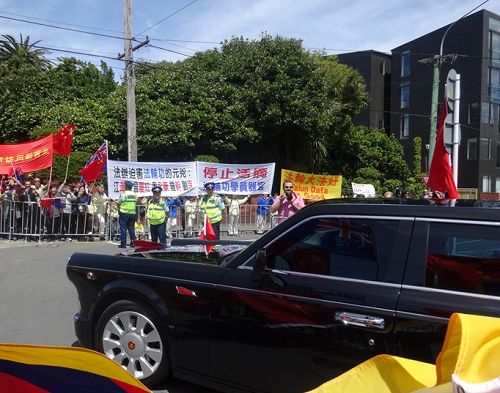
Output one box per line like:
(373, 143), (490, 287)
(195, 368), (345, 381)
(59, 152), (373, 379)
(306, 355), (436, 393)
(307, 313), (500, 393)
(0, 343), (151, 390)
(436, 313), (500, 385)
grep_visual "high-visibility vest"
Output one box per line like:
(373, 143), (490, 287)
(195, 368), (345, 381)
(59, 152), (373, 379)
(147, 198), (166, 225)
(119, 190), (137, 215)
(200, 195), (222, 224)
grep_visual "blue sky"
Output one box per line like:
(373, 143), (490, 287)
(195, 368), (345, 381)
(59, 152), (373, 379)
(0, 0), (498, 78)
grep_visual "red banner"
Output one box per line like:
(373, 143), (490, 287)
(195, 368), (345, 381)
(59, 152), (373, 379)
(0, 135), (53, 175)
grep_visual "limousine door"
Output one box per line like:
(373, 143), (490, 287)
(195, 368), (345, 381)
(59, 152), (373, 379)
(209, 216), (413, 393)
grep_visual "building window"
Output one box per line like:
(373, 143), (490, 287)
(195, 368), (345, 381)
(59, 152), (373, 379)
(401, 51), (410, 77)
(480, 138), (492, 159)
(400, 114), (409, 139)
(496, 177), (500, 192)
(380, 60), (386, 75)
(400, 82), (410, 109)
(490, 30), (500, 68)
(490, 67), (500, 104)
(483, 175), (491, 192)
(497, 142), (500, 167)
(467, 138), (477, 160)
(468, 102), (479, 124)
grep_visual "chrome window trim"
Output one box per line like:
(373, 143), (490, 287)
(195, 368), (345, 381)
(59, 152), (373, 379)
(401, 284), (500, 300)
(395, 311), (448, 323)
(415, 217), (500, 226)
(238, 265), (402, 288)
(240, 214), (413, 268)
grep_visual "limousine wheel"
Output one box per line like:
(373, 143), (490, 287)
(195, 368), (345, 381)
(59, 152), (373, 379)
(95, 300), (170, 387)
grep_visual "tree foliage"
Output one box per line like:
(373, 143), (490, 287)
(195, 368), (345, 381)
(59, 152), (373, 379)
(0, 33), (415, 194)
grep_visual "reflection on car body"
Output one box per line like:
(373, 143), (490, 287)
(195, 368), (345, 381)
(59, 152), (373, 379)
(67, 200), (500, 393)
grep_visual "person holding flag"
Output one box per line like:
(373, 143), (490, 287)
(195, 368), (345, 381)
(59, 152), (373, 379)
(79, 142), (108, 183)
(199, 182), (225, 240)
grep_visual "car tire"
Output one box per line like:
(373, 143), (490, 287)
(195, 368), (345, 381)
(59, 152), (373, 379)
(95, 299), (170, 387)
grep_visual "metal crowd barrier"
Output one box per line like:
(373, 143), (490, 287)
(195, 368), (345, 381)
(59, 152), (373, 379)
(0, 200), (283, 242)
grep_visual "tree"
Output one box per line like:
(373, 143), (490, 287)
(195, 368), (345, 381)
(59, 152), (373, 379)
(0, 34), (51, 70)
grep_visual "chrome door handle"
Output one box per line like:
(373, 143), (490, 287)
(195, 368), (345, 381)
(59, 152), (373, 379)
(335, 312), (385, 330)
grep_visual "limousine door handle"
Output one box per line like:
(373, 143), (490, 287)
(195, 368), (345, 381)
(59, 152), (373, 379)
(335, 311), (385, 330)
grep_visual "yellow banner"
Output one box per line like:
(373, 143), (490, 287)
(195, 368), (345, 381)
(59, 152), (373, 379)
(280, 169), (342, 200)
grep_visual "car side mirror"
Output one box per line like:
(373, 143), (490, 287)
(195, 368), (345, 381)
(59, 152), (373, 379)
(252, 249), (267, 282)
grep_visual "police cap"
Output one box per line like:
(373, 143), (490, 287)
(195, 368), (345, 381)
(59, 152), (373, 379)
(125, 180), (134, 189)
(152, 185), (162, 193)
(204, 182), (215, 190)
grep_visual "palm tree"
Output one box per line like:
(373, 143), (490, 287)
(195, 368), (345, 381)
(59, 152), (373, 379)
(0, 34), (52, 70)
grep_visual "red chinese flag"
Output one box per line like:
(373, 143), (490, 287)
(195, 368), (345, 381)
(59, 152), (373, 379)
(427, 99), (458, 199)
(53, 124), (75, 156)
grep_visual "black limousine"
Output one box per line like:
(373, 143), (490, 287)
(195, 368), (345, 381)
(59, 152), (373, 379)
(67, 200), (500, 393)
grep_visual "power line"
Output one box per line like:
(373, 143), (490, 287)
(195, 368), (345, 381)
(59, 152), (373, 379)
(135, 0), (200, 38)
(146, 43), (191, 57)
(0, 14), (125, 42)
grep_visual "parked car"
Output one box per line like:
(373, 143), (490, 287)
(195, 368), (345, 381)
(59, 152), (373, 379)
(66, 200), (500, 392)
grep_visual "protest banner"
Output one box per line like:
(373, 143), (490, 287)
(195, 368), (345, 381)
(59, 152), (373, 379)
(106, 160), (198, 199)
(197, 161), (275, 195)
(351, 182), (376, 197)
(0, 135), (53, 175)
(280, 169), (342, 200)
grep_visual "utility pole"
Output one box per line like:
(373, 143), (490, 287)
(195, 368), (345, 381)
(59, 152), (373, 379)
(124, 0), (136, 162)
(121, 0), (149, 162)
(419, 0), (488, 168)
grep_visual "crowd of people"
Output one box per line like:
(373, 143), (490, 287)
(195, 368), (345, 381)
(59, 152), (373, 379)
(1, 174), (306, 245)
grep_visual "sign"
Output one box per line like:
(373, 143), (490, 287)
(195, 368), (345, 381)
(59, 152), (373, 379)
(107, 160), (198, 199)
(197, 161), (275, 195)
(0, 135), (53, 175)
(351, 182), (376, 197)
(280, 169), (342, 200)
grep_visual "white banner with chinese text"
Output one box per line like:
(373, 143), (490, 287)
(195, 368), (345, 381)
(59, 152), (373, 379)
(107, 160), (198, 199)
(196, 161), (275, 195)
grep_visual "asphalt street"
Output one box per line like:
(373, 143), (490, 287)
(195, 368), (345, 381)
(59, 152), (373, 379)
(0, 239), (218, 393)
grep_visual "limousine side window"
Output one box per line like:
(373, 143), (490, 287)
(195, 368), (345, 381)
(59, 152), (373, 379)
(265, 217), (399, 281)
(426, 223), (500, 296)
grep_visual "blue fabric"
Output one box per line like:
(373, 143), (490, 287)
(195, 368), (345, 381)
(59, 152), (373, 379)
(257, 196), (272, 215)
(150, 222), (166, 244)
(167, 198), (182, 218)
(119, 214), (136, 247)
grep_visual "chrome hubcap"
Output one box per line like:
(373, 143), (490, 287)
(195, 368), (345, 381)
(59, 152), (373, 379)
(102, 310), (163, 380)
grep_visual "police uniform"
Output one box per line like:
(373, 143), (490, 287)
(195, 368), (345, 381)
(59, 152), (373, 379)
(117, 180), (137, 248)
(147, 186), (168, 244)
(200, 182), (225, 239)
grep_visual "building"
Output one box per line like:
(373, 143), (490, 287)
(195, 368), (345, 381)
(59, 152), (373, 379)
(337, 50), (391, 133)
(338, 9), (500, 194)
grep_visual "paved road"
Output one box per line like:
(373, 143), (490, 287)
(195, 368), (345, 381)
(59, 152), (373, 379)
(0, 239), (218, 393)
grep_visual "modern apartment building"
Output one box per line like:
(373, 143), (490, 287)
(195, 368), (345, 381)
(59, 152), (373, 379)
(338, 9), (500, 193)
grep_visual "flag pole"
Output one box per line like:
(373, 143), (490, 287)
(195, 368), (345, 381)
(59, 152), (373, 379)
(64, 154), (71, 183)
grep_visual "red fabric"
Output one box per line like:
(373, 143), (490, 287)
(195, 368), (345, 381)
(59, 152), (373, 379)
(40, 198), (53, 209)
(79, 143), (107, 182)
(199, 215), (216, 254)
(427, 99), (458, 199)
(52, 124), (75, 156)
(0, 135), (53, 175)
(0, 371), (50, 393)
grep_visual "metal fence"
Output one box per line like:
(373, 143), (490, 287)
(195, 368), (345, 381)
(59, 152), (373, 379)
(0, 200), (280, 242)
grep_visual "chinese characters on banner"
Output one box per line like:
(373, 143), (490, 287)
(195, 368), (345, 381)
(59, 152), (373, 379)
(197, 161), (275, 195)
(280, 169), (342, 200)
(106, 160), (197, 199)
(0, 135), (53, 175)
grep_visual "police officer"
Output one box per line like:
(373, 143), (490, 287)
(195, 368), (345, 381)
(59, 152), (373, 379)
(147, 186), (168, 244)
(117, 180), (137, 248)
(199, 182), (225, 240)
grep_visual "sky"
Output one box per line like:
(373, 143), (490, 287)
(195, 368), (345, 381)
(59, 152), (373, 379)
(0, 0), (499, 78)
